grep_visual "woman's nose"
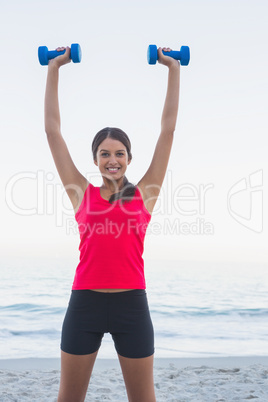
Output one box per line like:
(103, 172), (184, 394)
(109, 155), (117, 163)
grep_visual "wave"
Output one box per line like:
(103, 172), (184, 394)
(0, 328), (60, 338)
(0, 303), (65, 315)
(150, 307), (268, 318)
(1, 303), (268, 318)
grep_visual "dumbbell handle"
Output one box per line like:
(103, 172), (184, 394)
(162, 50), (181, 60)
(47, 49), (68, 61)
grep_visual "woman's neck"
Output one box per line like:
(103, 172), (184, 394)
(101, 176), (125, 193)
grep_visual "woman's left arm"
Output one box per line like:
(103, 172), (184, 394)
(137, 48), (180, 214)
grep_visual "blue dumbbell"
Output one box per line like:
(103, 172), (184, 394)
(147, 44), (190, 66)
(38, 43), (82, 65)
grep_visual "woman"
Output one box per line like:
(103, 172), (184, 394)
(44, 45), (180, 402)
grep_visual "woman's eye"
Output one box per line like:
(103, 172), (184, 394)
(101, 153), (124, 157)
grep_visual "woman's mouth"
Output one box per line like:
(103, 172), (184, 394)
(106, 167), (120, 173)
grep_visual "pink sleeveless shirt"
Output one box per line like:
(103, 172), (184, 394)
(72, 183), (152, 289)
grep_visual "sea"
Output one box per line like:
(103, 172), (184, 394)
(0, 257), (268, 360)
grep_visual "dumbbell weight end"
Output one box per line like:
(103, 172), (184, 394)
(178, 46), (190, 66)
(38, 46), (49, 66)
(71, 43), (82, 63)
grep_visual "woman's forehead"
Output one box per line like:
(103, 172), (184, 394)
(98, 137), (126, 151)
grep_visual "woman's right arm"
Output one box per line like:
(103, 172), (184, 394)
(44, 47), (89, 211)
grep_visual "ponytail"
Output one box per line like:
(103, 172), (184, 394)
(108, 176), (136, 204)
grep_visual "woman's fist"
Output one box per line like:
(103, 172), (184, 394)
(48, 47), (71, 68)
(157, 47), (180, 68)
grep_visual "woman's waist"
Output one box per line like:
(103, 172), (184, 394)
(87, 288), (134, 293)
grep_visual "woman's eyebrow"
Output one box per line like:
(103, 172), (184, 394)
(99, 149), (126, 152)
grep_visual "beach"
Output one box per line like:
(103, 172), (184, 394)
(1, 356), (268, 401)
(1, 261), (268, 400)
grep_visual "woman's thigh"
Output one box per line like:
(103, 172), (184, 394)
(61, 290), (106, 355)
(58, 350), (98, 402)
(118, 353), (156, 402)
(110, 289), (154, 359)
(58, 291), (106, 401)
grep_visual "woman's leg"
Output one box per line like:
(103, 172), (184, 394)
(109, 290), (155, 401)
(118, 353), (156, 402)
(57, 350), (98, 402)
(58, 290), (106, 401)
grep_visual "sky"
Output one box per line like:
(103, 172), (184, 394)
(1, 0), (267, 266)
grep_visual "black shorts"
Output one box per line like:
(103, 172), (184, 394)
(61, 289), (154, 359)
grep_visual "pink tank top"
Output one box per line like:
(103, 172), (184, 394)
(72, 183), (151, 289)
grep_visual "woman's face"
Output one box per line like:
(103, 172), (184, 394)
(94, 137), (131, 181)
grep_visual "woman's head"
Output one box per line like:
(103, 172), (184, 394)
(92, 127), (136, 204)
(92, 127), (132, 163)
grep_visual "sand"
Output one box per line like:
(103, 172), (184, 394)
(1, 356), (268, 401)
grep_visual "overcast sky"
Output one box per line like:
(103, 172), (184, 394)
(1, 0), (267, 265)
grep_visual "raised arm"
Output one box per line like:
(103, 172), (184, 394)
(137, 47), (180, 214)
(44, 47), (89, 212)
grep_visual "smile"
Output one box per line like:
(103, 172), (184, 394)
(106, 168), (120, 172)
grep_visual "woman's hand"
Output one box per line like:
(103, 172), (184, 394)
(157, 47), (180, 69)
(48, 46), (71, 68)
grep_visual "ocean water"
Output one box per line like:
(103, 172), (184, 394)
(0, 258), (268, 360)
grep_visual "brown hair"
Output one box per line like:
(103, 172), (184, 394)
(92, 127), (136, 204)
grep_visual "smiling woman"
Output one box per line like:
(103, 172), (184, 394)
(43, 45), (181, 402)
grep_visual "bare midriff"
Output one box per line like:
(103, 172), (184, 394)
(89, 289), (134, 293)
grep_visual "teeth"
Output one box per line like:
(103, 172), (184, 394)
(107, 168), (119, 171)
